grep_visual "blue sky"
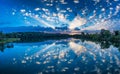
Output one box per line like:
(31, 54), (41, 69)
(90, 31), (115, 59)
(0, 0), (120, 31)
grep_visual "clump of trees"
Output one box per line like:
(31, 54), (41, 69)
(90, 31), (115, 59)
(74, 29), (120, 49)
(75, 29), (120, 42)
(5, 32), (71, 42)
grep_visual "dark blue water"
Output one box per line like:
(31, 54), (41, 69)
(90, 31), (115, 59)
(0, 39), (120, 74)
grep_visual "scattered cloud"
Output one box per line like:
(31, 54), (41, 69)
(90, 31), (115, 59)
(69, 15), (87, 30)
(3, 0), (119, 31)
(81, 19), (120, 31)
(113, 5), (120, 15)
(69, 41), (86, 56)
(30, 14), (55, 29)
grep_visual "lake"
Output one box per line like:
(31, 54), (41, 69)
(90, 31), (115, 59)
(0, 38), (120, 74)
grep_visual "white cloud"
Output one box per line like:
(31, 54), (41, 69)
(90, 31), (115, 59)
(81, 19), (120, 31)
(24, 12), (29, 16)
(12, 9), (16, 15)
(93, 0), (100, 5)
(101, 8), (105, 12)
(35, 8), (40, 11)
(81, 21), (108, 31)
(46, 4), (53, 6)
(32, 15), (55, 29)
(89, 13), (96, 19)
(20, 9), (26, 13)
(21, 11), (55, 29)
(69, 41), (86, 56)
(42, 8), (49, 12)
(12, 12), (15, 15)
(58, 13), (65, 19)
(113, 5), (120, 15)
(109, 7), (113, 10)
(57, 13), (70, 24)
(60, 0), (65, 3)
(60, 10), (67, 13)
(69, 15), (87, 30)
(56, 7), (60, 11)
(67, 8), (73, 12)
(60, 0), (67, 4)
(53, 13), (57, 17)
(73, 0), (79, 3)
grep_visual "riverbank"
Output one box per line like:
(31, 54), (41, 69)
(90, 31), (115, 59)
(0, 38), (20, 43)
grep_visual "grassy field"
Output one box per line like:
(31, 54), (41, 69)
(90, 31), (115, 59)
(0, 38), (20, 43)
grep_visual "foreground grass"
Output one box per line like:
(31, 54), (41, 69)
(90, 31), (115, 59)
(0, 38), (20, 43)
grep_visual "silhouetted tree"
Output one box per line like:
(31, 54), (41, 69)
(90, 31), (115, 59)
(100, 29), (111, 40)
(114, 31), (119, 36)
(81, 32), (85, 36)
(0, 31), (4, 41)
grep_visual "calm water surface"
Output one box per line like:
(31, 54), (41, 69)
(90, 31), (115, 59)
(0, 39), (120, 74)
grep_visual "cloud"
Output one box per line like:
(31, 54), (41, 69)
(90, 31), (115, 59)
(69, 15), (87, 30)
(81, 19), (120, 31)
(73, 0), (79, 3)
(69, 41), (86, 56)
(34, 8), (41, 11)
(60, 0), (68, 4)
(31, 15), (55, 29)
(57, 13), (69, 23)
(20, 9), (26, 13)
(113, 5), (120, 16)
(21, 11), (55, 29)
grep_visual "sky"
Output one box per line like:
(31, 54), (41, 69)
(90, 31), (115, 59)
(0, 0), (120, 31)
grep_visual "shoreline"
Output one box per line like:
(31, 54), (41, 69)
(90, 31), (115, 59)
(0, 38), (20, 44)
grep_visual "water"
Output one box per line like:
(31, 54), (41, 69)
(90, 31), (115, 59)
(0, 39), (120, 74)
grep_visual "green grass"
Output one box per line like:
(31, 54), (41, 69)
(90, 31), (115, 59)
(0, 38), (20, 43)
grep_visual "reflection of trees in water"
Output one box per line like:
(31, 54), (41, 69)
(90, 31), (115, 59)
(0, 43), (5, 52)
(0, 43), (14, 52)
(0, 38), (119, 52)
(75, 39), (120, 51)
(113, 42), (120, 51)
(95, 41), (120, 50)
(100, 41), (111, 49)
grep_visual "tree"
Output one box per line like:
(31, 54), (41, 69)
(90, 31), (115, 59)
(100, 29), (111, 40)
(81, 32), (85, 36)
(0, 31), (4, 41)
(114, 31), (119, 36)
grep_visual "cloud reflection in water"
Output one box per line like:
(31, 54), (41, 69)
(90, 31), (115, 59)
(0, 39), (120, 74)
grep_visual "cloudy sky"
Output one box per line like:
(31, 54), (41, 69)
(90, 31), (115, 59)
(0, 0), (120, 31)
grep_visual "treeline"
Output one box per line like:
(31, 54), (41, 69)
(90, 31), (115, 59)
(0, 29), (120, 43)
(5, 32), (71, 42)
(72, 29), (120, 50)
(73, 29), (120, 42)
